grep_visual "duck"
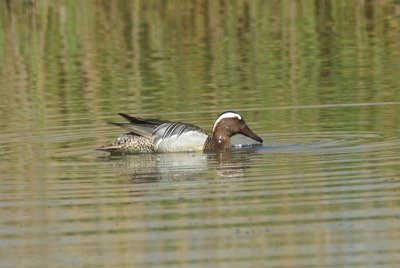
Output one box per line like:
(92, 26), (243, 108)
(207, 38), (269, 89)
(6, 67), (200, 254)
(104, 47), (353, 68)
(98, 111), (263, 154)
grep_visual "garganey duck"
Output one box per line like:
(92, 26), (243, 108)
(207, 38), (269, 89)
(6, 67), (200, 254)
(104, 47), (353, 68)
(98, 111), (263, 154)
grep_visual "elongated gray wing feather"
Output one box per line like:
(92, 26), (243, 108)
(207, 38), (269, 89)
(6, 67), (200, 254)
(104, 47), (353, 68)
(109, 113), (170, 139)
(153, 122), (206, 140)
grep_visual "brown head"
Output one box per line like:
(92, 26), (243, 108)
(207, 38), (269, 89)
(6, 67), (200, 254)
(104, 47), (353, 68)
(211, 111), (263, 148)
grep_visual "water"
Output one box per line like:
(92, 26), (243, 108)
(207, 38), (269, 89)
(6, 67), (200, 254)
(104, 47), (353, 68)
(1, 1), (400, 267)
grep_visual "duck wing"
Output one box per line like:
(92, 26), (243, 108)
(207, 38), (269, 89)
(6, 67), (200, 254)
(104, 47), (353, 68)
(118, 113), (167, 126)
(108, 113), (170, 139)
(153, 122), (206, 139)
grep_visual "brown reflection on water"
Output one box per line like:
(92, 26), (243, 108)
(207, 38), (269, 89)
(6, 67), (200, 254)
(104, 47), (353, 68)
(1, 134), (400, 267)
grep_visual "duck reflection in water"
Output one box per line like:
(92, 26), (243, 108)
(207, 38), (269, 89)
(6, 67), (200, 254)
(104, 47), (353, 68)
(105, 145), (261, 183)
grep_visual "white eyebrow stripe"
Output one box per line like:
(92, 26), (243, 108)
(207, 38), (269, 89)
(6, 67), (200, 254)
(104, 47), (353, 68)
(212, 112), (242, 132)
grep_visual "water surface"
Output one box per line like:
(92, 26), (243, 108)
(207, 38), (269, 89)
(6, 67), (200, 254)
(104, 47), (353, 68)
(0, 1), (400, 267)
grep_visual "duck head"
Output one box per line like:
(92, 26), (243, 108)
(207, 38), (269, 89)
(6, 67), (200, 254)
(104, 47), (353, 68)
(212, 111), (263, 147)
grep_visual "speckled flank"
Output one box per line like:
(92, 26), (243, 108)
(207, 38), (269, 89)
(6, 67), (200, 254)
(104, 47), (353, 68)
(97, 134), (153, 154)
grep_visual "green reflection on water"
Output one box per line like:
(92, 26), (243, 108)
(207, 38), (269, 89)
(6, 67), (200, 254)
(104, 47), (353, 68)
(1, 1), (399, 115)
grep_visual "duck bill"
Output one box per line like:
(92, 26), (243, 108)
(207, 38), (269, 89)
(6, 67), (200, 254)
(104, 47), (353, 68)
(240, 126), (263, 143)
